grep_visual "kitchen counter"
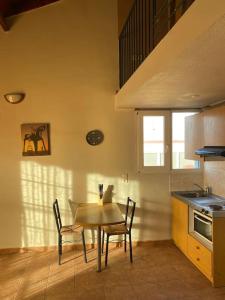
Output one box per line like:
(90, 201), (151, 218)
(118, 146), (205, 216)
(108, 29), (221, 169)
(172, 192), (225, 287)
(172, 191), (225, 217)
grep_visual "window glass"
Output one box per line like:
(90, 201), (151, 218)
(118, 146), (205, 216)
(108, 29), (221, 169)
(143, 116), (165, 166)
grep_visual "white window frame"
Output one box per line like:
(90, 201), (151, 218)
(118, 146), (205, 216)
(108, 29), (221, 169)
(137, 110), (202, 174)
(137, 110), (171, 173)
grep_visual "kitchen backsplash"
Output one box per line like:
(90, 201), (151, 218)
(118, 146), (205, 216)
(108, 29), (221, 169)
(204, 161), (225, 197)
(170, 172), (203, 192)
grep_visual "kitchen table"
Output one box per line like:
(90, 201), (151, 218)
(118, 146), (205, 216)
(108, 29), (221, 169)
(75, 203), (124, 272)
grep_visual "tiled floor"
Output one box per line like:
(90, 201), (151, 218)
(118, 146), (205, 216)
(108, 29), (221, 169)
(1, 241), (225, 300)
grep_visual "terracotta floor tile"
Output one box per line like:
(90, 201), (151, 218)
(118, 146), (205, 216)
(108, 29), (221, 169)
(16, 279), (47, 300)
(132, 282), (168, 300)
(45, 294), (76, 300)
(104, 284), (137, 300)
(103, 269), (131, 287)
(47, 269), (75, 288)
(46, 277), (75, 298)
(75, 286), (105, 300)
(0, 288), (18, 300)
(184, 294), (225, 300)
(1, 242), (225, 300)
(158, 279), (193, 299)
(0, 295), (17, 300)
(24, 265), (50, 284)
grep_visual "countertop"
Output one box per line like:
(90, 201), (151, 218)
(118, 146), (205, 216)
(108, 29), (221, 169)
(172, 191), (225, 217)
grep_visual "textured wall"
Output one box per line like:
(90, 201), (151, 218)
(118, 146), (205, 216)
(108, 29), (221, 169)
(170, 172), (203, 192)
(204, 161), (225, 197)
(0, 0), (173, 249)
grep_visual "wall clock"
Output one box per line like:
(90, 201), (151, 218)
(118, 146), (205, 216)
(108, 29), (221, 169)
(86, 130), (104, 146)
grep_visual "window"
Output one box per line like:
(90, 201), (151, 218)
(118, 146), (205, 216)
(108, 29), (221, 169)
(172, 112), (200, 170)
(137, 110), (200, 173)
(143, 116), (164, 166)
(137, 111), (170, 173)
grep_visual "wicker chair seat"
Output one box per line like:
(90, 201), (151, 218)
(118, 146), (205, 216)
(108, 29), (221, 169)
(103, 223), (128, 235)
(60, 225), (82, 235)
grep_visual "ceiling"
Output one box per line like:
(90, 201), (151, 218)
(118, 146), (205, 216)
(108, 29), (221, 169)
(131, 16), (225, 109)
(115, 0), (225, 109)
(0, 0), (59, 31)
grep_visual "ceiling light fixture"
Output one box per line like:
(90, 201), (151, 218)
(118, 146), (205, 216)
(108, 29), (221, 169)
(191, 94), (200, 98)
(4, 93), (25, 104)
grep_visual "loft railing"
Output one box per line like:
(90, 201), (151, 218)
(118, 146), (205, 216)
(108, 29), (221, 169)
(119, 0), (195, 88)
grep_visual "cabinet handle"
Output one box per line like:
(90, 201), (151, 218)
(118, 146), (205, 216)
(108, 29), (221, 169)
(196, 258), (200, 261)
(196, 246), (200, 250)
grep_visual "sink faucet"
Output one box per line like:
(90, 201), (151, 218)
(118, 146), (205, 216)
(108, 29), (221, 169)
(193, 184), (210, 197)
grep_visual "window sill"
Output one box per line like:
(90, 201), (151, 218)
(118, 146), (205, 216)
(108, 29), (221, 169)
(137, 168), (202, 175)
(170, 168), (203, 174)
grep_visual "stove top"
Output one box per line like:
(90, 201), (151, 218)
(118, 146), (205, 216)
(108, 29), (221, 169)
(193, 200), (225, 217)
(208, 204), (223, 211)
(173, 191), (225, 217)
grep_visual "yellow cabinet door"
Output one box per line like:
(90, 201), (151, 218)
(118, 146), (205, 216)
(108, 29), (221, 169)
(187, 234), (212, 281)
(172, 197), (188, 255)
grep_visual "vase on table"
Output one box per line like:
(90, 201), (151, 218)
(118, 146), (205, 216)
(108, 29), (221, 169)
(98, 184), (104, 206)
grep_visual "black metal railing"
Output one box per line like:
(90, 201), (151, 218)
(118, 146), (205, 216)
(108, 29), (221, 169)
(119, 0), (195, 88)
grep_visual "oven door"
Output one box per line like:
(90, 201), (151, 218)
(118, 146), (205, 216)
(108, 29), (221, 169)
(193, 210), (212, 242)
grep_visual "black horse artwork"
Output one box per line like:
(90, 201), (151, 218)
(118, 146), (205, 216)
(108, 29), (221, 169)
(22, 124), (50, 156)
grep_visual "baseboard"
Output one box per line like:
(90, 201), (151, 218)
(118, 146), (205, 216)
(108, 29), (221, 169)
(135, 239), (172, 246)
(0, 243), (95, 254)
(0, 239), (172, 254)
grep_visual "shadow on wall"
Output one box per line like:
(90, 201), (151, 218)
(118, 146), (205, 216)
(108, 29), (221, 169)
(20, 161), (73, 248)
(117, 196), (170, 242)
(137, 197), (171, 241)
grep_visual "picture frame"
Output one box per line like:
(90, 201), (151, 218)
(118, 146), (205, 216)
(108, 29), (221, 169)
(21, 123), (51, 156)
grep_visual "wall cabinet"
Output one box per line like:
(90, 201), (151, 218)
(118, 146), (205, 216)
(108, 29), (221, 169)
(185, 113), (203, 160)
(203, 106), (225, 146)
(185, 105), (225, 160)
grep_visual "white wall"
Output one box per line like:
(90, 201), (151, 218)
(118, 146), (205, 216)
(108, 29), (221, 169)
(0, 0), (175, 249)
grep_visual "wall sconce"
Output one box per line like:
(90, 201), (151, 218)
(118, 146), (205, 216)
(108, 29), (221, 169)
(4, 93), (25, 104)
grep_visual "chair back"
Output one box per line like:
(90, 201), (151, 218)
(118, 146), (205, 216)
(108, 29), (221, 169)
(53, 199), (62, 234)
(68, 199), (78, 221)
(125, 197), (136, 232)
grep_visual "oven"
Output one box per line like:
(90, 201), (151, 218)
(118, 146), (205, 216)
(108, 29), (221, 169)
(189, 207), (213, 249)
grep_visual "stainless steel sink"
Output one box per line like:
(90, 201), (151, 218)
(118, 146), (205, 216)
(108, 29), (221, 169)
(177, 191), (207, 198)
(174, 191), (225, 213)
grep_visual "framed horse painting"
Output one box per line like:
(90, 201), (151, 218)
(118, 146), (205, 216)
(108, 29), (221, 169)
(21, 123), (51, 156)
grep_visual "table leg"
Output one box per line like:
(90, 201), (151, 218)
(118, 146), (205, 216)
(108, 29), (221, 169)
(97, 225), (101, 272)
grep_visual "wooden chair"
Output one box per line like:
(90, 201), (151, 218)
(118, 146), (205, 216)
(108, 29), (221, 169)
(53, 199), (87, 265)
(102, 197), (136, 266)
(68, 200), (96, 249)
(68, 199), (79, 221)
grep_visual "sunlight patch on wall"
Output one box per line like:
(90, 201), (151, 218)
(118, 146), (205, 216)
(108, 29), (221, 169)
(20, 161), (73, 247)
(86, 173), (140, 205)
(86, 173), (141, 241)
